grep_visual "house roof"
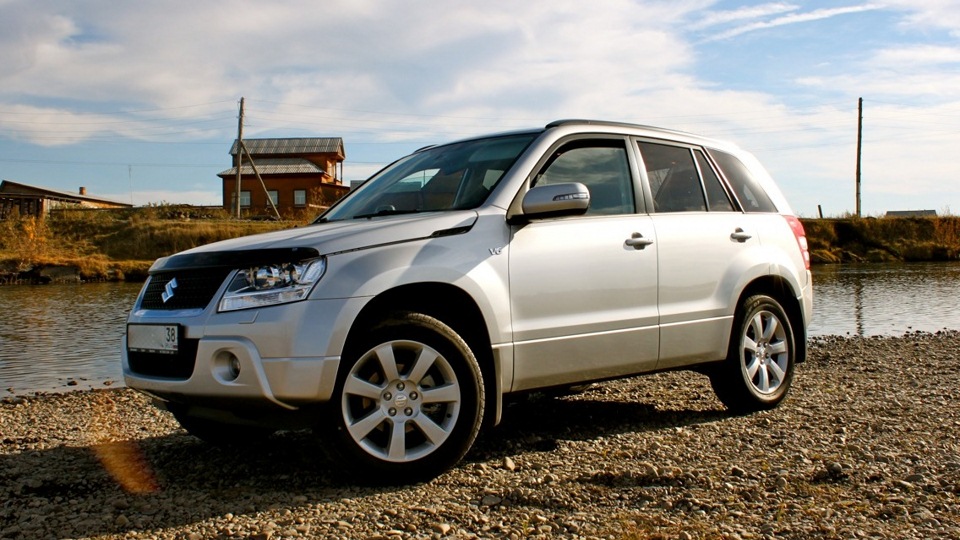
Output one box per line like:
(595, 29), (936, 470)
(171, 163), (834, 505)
(217, 158), (331, 177)
(885, 210), (937, 217)
(229, 138), (345, 158)
(0, 179), (132, 207)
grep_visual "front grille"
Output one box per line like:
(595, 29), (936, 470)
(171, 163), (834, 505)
(140, 269), (232, 310)
(128, 338), (199, 379)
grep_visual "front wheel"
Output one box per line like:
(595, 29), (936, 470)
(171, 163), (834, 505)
(710, 294), (796, 413)
(323, 312), (484, 484)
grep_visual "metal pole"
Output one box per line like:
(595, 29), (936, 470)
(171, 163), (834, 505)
(240, 140), (281, 221)
(235, 97), (245, 219)
(856, 97), (863, 218)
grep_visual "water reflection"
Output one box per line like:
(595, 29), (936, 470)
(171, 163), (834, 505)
(1, 263), (959, 396)
(810, 262), (960, 336)
(0, 282), (141, 396)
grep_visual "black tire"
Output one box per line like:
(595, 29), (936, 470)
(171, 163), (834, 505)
(710, 294), (796, 413)
(171, 410), (275, 446)
(323, 312), (484, 484)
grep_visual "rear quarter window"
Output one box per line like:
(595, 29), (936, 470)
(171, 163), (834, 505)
(708, 149), (777, 213)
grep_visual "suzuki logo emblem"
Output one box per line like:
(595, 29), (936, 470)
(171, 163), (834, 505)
(161, 277), (178, 303)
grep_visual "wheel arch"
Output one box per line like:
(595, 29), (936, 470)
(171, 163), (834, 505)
(736, 275), (807, 363)
(343, 282), (503, 426)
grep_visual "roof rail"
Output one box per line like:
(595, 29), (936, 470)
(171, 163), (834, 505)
(545, 119), (653, 130)
(545, 119), (706, 140)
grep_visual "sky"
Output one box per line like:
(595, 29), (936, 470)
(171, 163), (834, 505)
(1, 0), (959, 217)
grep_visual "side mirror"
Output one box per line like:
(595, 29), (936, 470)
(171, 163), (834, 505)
(519, 182), (590, 220)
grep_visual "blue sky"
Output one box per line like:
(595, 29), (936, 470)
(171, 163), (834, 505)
(1, 0), (959, 217)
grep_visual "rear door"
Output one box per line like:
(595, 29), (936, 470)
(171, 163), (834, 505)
(637, 140), (758, 369)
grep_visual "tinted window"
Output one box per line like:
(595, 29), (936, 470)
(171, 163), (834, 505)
(638, 142), (706, 213)
(534, 140), (635, 216)
(695, 150), (735, 212)
(709, 149), (777, 213)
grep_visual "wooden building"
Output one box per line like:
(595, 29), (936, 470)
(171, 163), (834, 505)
(218, 138), (349, 217)
(0, 180), (132, 219)
(885, 210), (937, 218)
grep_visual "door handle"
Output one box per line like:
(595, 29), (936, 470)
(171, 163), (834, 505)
(730, 228), (752, 242)
(625, 232), (654, 250)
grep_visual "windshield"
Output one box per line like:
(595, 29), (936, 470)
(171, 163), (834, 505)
(320, 132), (538, 221)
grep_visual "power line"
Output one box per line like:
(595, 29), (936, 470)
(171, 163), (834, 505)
(0, 99), (236, 116)
(0, 157), (222, 168)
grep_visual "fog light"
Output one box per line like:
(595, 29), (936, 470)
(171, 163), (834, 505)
(228, 355), (241, 379)
(213, 351), (242, 382)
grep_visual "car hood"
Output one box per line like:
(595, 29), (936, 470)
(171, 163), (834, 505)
(150, 211), (478, 272)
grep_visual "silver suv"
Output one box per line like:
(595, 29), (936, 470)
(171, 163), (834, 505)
(123, 120), (812, 483)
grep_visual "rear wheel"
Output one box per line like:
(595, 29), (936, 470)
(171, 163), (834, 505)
(325, 312), (484, 484)
(710, 294), (796, 413)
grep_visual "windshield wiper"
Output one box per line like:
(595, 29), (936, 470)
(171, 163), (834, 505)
(352, 208), (422, 220)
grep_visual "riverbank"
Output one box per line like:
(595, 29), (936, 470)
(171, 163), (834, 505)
(804, 216), (960, 264)
(0, 206), (300, 283)
(2, 209), (959, 283)
(2, 332), (958, 539)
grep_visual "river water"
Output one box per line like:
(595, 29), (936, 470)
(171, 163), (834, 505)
(1, 262), (959, 396)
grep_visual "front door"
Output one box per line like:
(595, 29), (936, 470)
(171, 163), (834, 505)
(508, 139), (660, 390)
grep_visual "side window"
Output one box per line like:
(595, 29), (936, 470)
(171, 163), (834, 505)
(708, 149), (777, 213)
(638, 142), (706, 213)
(533, 140), (635, 216)
(695, 150), (735, 212)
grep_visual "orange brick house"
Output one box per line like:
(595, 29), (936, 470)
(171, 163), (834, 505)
(218, 137), (349, 217)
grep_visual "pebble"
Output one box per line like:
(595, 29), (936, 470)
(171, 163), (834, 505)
(2, 332), (959, 539)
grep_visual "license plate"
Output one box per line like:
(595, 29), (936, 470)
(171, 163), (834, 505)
(127, 324), (179, 355)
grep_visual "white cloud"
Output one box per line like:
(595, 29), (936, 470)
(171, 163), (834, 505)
(0, 1), (958, 215)
(699, 3), (884, 41)
(0, 0), (704, 142)
(885, 0), (960, 37)
(691, 2), (798, 30)
(873, 44), (960, 66)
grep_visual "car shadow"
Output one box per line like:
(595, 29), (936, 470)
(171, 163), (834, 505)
(470, 384), (729, 460)
(2, 385), (732, 538)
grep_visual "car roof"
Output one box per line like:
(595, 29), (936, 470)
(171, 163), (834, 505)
(544, 119), (741, 153)
(415, 119), (741, 155)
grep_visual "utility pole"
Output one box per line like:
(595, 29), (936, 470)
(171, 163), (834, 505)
(856, 97), (863, 218)
(235, 97), (245, 219)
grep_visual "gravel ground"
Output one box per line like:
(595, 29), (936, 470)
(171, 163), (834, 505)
(2, 331), (959, 540)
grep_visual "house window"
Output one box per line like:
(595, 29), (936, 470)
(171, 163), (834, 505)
(294, 189), (307, 206)
(240, 191), (251, 207)
(268, 190), (279, 206)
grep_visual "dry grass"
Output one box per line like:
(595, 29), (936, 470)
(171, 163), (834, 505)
(0, 207), (301, 280)
(800, 216), (960, 263)
(2, 211), (957, 281)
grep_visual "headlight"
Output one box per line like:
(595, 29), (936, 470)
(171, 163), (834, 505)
(218, 257), (327, 312)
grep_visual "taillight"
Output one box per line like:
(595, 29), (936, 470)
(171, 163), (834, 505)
(784, 215), (810, 270)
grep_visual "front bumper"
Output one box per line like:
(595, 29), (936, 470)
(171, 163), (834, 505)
(122, 296), (367, 410)
(122, 336), (340, 409)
